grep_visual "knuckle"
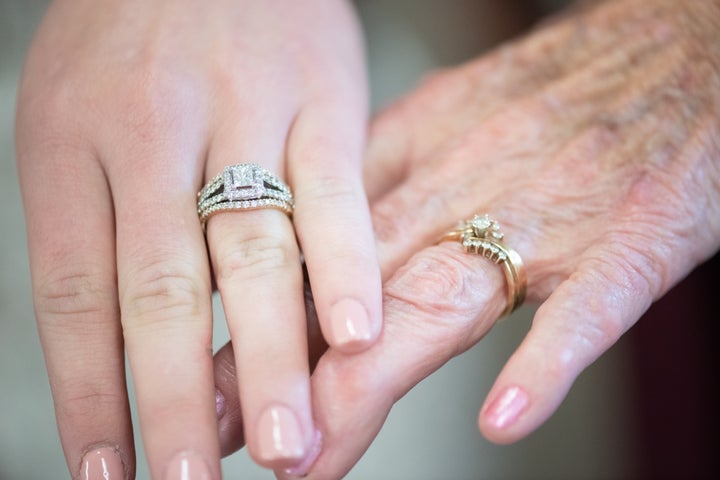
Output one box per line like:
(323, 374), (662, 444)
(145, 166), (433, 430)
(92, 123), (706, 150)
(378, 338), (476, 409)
(121, 259), (205, 325)
(537, 311), (624, 386)
(382, 248), (488, 357)
(16, 81), (87, 154)
(23, 82), (71, 129)
(602, 231), (668, 300)
(576, 312), (625, 355)
(53, 378), (127, 426)
(214, 234), (298, 284)
(385, 248), (479, 323)
(559, 301), (624, 369)
(535, 344), (577, 386)
(34, 268), (113, 322)
(112, 68), (198, 142)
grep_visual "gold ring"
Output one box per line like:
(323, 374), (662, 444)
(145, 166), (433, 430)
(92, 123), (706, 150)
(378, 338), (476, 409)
(439, 214), (526, 317)
(197, 163), (294, 229)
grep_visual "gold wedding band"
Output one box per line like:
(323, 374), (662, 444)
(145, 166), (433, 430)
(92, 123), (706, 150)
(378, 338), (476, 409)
(439, 214), (526, 317)
(197, 163), (294, 229)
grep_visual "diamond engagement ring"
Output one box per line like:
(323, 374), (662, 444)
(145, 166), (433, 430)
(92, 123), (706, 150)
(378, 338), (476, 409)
(197, 163), (294, 228)
(439, 214), (526, 317)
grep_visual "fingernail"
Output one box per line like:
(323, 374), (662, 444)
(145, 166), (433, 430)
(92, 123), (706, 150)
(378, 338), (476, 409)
(484, 386), (529, 430)
(165, 451), (211, 480)
(215, 388), (225, 419)
(257, 405), (305, 464)
(81, 447), (124, 480)
(284, 428), (323, 477)
(328, 299), (372, 350)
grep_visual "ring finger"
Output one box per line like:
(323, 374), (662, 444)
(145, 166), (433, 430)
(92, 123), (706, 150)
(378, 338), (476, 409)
(203, 118), (316, 471)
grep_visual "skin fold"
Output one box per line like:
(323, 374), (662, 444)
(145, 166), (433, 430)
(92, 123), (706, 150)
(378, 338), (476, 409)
(16, 0), (381, 478)
(212, 0), (720, 478)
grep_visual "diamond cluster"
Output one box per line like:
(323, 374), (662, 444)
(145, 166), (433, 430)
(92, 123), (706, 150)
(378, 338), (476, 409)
(462, 237), (508, 264)
(197, 164), (294, 226)
(460, 215), (507, 263)
(225, 164), (266, 200)
(441, 213), (525, 317)
(468, 214), (504, 241)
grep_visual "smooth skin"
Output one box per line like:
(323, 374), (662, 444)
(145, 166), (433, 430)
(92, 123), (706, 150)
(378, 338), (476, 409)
(16, 0), (381, 478)
(212, 0), (720, 477)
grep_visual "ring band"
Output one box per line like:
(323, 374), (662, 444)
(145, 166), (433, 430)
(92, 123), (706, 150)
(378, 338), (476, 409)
(439, 214), (526, 317)
(197, 163), (294, 228)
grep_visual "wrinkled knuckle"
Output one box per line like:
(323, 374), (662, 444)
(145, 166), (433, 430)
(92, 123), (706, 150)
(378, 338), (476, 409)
(122, 261), (205, 324)
(55, 385), (126, 425)
(581, 313), (625, 352)
(382, 249), (481, 357)
(605, 233), (668, 299)
(559, 308), (625, 367)
(215, 235), (297, 284)
(34, 269), (112, 321)
(385, 249), (474, 318)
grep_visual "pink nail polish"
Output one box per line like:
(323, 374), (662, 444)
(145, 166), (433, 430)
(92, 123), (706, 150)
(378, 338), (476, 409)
(256, 405), (305, 464)
(284, 428), (323, 477)
(165, 451), (211, 480)
(484, 386), (529, 430)
(329, 299), (372, 349)
(81, 447), (124, 480)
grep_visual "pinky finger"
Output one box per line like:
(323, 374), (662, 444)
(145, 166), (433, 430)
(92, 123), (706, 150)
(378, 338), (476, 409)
(19, 151), (134, 479)
(478, 249), (656, 444)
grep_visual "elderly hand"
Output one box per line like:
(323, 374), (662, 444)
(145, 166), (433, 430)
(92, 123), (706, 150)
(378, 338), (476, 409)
(212, 0), (720, 477)
(16, 0), (380, 478)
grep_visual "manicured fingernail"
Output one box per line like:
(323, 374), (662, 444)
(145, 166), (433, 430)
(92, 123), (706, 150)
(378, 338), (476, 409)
(284, 428), (323, 477)
(257, 405), (305, 464)
(328, 299), (372, 349)
(484, 386), (529, 430)
(215, 388), (225, 419)
(81, 447), (124, 480)
(165, 451), (211, 480)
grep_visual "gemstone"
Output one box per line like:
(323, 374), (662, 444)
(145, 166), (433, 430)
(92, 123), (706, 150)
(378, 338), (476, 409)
(224, 164), (266, 200)
(470, 214), (492, 232)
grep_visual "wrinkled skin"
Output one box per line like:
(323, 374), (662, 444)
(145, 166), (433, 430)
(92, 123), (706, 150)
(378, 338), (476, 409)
(213, 0), (720, 477)
(16, 0), (381, 478)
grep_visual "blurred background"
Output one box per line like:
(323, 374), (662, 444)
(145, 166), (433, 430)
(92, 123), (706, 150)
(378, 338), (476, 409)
(1, 0), (716, 479)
